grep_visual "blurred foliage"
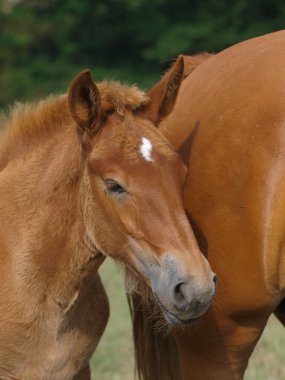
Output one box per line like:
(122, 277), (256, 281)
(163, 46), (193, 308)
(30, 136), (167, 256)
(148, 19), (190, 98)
(1, 0), (285, 106)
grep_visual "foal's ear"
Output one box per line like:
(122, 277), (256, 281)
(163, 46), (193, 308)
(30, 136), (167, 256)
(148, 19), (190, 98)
(146, 55), (184, 125)
(68, 70), (101, 138)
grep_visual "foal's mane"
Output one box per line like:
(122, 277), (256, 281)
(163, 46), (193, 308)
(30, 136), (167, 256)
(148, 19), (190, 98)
(0, 81), (149, 170)
(0, 95), (70, 170)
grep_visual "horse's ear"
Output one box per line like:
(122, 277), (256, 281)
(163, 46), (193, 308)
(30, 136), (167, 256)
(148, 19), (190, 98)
(146, 55), (184, 125)
(68, 70), (101, 138)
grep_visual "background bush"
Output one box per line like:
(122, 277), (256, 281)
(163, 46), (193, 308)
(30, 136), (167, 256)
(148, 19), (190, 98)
(1, 0), (285, 106)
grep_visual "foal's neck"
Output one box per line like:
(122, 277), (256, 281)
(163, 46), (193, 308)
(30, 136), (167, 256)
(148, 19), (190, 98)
(0, 125), (104, 309)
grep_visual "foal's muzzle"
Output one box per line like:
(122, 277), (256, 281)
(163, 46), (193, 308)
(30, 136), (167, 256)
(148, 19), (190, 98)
(150, 255), (216, 325)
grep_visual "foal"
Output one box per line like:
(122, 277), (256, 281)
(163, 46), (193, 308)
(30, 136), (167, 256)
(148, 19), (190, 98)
(0, 60), (215, 380)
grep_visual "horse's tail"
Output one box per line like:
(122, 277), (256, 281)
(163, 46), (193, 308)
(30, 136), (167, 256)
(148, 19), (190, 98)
(128, 292), (181, 380)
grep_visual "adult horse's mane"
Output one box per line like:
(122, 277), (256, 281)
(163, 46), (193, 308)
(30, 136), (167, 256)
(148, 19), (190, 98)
(127, 281), (181, 380)
(0, 81), (149, 171)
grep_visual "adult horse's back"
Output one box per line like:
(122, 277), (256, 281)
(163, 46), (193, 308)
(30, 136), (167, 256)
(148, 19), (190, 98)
(157, 31), (285, 379)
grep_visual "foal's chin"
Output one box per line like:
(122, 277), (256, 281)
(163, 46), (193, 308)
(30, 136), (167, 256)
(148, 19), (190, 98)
(161, 301), (212, 327)
(163, 310), (201, 326)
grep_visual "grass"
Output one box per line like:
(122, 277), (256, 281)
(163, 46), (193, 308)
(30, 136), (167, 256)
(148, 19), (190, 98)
(91, 260), (133, 380)
(91, 259), (285, 380)
(246, 316), (285, 380)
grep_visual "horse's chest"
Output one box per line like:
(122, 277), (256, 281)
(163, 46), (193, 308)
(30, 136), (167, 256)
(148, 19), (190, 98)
(18, 311), (93, 380)
(11, 278), (107, 380)
(20, 332), (84, 380)
(23, 346), (75, 380)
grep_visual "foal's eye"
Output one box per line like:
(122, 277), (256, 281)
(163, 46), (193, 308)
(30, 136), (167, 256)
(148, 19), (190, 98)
(105, 179), (126, 195)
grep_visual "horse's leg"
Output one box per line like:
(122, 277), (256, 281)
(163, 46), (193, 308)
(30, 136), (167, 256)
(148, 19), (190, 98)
(173, 307), (271, 380)
(72, 275), (109, 380)
(274, 298), (285, 327)
(73, 365), (91, 380)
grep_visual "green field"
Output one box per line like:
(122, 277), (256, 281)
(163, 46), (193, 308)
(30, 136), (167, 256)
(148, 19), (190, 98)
(91, 259), (285, 380)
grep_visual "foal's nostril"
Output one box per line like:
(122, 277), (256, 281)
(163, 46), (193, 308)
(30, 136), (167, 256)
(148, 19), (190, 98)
(213, 274), (217, 285)
(173, 282), (187, 303)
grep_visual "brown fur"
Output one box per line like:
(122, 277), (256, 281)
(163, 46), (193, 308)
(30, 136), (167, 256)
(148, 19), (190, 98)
(0, 96), (68, 168)
(0, 65), (213, 379)
(159, 31), (285, 379)
(0, 81), (149, 379)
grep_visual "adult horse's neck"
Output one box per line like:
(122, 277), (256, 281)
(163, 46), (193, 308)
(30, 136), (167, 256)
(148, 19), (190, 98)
(0, 95), (104, 313)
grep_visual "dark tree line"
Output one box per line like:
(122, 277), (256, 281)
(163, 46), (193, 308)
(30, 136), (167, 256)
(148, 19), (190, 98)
(1, 0), (285, 106)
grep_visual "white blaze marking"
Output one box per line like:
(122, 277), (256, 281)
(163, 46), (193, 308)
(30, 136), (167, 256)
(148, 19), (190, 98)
(140, 137), (153, 161)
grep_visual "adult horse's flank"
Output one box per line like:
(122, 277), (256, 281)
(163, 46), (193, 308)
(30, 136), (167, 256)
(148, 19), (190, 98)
(0, 59), (215, 379)
(131, 30), (285, 380)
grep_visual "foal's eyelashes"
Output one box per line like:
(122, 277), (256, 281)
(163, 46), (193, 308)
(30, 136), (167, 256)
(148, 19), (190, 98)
(104, 179), (126, 195)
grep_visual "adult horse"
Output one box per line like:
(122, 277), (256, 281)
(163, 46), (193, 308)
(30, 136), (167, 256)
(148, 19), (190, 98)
(0, 61), (216, 379)
(130, 30), (285, 380)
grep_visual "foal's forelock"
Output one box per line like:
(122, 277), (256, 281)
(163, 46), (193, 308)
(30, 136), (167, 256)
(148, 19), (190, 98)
(97, 81), (149, 114)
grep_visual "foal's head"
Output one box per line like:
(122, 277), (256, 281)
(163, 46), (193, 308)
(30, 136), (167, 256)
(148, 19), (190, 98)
(68, 59), (216, 325)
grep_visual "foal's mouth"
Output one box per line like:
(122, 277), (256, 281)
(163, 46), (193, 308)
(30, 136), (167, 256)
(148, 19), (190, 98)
(154, 293), (202, 326)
